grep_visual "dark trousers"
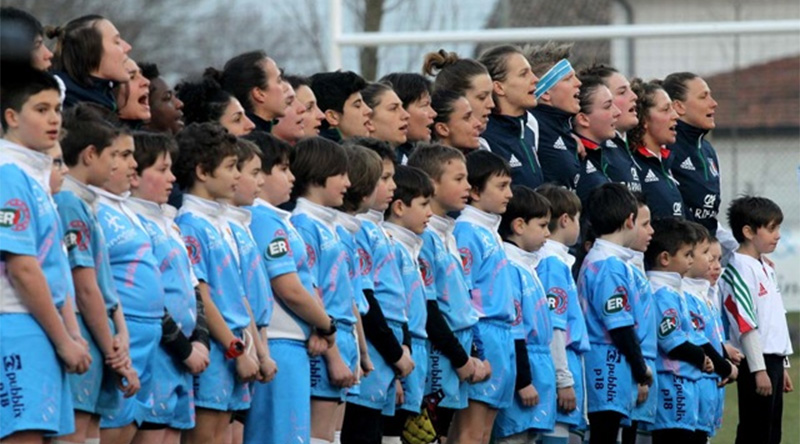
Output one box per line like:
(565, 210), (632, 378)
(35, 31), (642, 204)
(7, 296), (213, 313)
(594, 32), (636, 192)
(341, 403), (385, 444)
(652, 428), (701, 443)
(735, 354), (785, 444)
(588, 411), (624, 444)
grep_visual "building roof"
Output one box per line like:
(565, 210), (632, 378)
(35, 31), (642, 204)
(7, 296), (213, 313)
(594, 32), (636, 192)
(705, 56), (800, 132)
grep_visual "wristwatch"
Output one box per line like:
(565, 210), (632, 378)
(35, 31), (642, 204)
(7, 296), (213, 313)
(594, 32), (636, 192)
(316, 316), (337, 337)
(224, 338), (246, 359)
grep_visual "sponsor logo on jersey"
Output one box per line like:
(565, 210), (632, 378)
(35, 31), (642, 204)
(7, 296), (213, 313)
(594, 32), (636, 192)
(604, 287), (630, 315)
(459, 247), (473, 274)
(606, 140), (618, 148)
(305, 243), (317, 268)
(547, 287), (568, 315)
(586, 160), (597, 174)
(184, 235), (201, 265)
(512, 299), (523, 326)
(703, 194), (717, 209)
(0, 199), (31, 231)
(690, 311), (705, 331)
(758, 282), (768, 297)
(508, 154), (522, 168)
(679, 157), (696, 171)
(644, 169), (659, 183)
(266, 237), (289, 259)
(554, 136), (567, 151)
(659, 309), (679, 337)
(672, 202), (683, 216)
(709, 159), (719, 177)
(357, 248), (372, 275)
(631, 167), (640, 181)
(419, 257), (434, 286)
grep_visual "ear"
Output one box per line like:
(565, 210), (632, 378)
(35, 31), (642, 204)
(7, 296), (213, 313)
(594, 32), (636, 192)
(625, 213), (635, 230)
(539, 90), (552, 104)
(82, 144), (98, 165)
(492, 80), (506, 97)
(324, 109), (340, 127)
(511, 217), (526, 236)
(195, 164), (209, 184)
(574, 112), (591, 130)
(559, 212), (571, 229)
(250, 86), (266, 106)
(742, 224), (756, 241)
(468, 186), (481, 203)
(433, 122), (449, 138)
(3, 108), (19, 130)
(390, 199), (405, 218)
(129, 171), (141, 190)
(657, 250), (671, 268)
(672, 100), (687, 117)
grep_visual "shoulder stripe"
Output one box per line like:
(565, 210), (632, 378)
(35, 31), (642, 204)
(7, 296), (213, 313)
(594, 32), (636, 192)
(721, 266), (757, 323)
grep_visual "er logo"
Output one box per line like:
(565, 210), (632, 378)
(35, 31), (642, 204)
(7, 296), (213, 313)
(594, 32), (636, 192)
(0, 209), (18, 227)
(266, 237), (289, 259)
(659, 309), (679, 337)
(603, 287), (629, 315)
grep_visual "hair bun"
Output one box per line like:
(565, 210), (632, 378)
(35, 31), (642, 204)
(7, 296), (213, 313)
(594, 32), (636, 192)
(43, 25), (61, 39)
(422, 49), (460, 76)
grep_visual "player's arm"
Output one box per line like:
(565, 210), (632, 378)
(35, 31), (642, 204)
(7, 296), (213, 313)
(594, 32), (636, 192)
(72, 267), (117, 359)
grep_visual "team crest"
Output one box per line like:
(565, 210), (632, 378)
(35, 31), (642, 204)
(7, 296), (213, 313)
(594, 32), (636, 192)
(690, 311), (705, 331)
(459, 247), (473, 274)
(357, 248), (372, 275)
(419, 257), (433, 286)
(547, 287), (568, 315)
(306, 243), (317, 268)
(708, 159), (719, 177)
(512, 299), (523, 326)
(65, 220), (90, 251)
(0, 199), (31, 232)
(659, 308), (679, 337)
(603, 286), (630, 315)
(184, 235), (201, 265)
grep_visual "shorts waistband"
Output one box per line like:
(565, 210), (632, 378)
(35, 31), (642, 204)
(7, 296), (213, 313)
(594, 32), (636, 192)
(526, 344), (550, 353)
(479, 318), (512, 330)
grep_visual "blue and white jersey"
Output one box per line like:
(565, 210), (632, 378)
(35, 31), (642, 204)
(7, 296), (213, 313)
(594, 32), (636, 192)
(628, 252), (657, 360)
(177, 195), (250, 330)
(648, 271), (707, 380)
(336, 211), (368, 316)
(577, 239), (637, 345)
(384, 222), (429, 339)
(356, 210), (407, 324)
(601, 133), (642, 194)
(536, 240), (589, 353)
(225, 205), (273, 328)
(530, 104), (581, 190)
(55, 176), (119, 312)
(454, 205), (515, 323)
(684, 277), (725, 373)
(482, 113), (544, 190)
(574, 135), (611, 210)
(504, 242), (552, 348)
(94, 187), (164, 319)
(420, 215), (478, 332)
(129, 197), (198, 337)
(633, 146), (685, 219)
(0, 140), (73, 311)
(248, 198), (315, 340)
(292, 198), (356, 325)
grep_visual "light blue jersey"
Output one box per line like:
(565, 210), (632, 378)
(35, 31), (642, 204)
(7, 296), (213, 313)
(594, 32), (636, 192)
(177, 195), (250, 330)
(384, 222), (429, 338)
(454, 205), (515, 322)
(292, 198), (356, 325)
(225, 205), (273, 328)
(357, 210), (407, 323)
(336, 211), (368, 315)
(537, 240), (589, 353)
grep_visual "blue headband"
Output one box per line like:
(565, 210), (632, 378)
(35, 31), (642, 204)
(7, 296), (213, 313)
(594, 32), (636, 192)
(534, 59), (573, 99)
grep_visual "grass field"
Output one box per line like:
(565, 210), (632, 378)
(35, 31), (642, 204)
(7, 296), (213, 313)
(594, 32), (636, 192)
(716, 312), (800, 443)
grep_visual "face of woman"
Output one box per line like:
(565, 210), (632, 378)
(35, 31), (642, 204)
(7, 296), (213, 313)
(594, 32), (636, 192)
(117, 59), (151, 121)
(273, 85), (306, 144)
(464, 73), (495, 133)
(220, 98), (255, 136)
(405, 92), (436, 143)
(369, 90), (410, 145)
(148, 77), (184, 134)
(645, 89), (679, 146)
(259, 57), (286, 119)
(580, 86), (621, 142)
(31, 35), (53, 71)
(546, 69), (582, 114)
(677, 77), (718, 131)
(93, 19), (132, 82)
(437, 97), (481, 151)
(296, 85), (324, 138)
(606, 72), (638, 132)
(496, 53), (538, 114)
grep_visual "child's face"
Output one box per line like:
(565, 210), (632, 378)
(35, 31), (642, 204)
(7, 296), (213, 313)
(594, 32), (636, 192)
(470, 173), (512, 215)
(47, 143), (68, 194)
(518, 215), (550, 252)
(369, 90), (410, 146)
(103, 135), (136, 195)
(706, 241), (722, 285)
(369, 159), (396, 212)
(687, 239), (711, 279)
(337, 92), (372, 139)
(5, 89), (62, 151)
(400, 195), (433, 235)
(320, 173), (351, 207)
(133, 152), (175, 204)
(220, 98), (255, 137)
(662, 242), (694, 276)
(433, 159), (470, 213)
(204, 155), (240, 200)
(88, 142), (122, 187)
(630, 205), (653, 252)
(234, 156), (264, 206)
(562, 212), (581, 247)
(748, 221), (781, 255)
(260, 161), (294, 206)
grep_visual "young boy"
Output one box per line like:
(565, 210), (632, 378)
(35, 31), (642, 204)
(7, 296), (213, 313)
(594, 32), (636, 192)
(340, 140), (414, 444)
(719, 196), (793, 444)
(643, 217), (715, 442)
(452, 150), (516, 444)
(309, 71), (372, 143)
(290, 137), (360, 444)
(0, 69), (91, 441)
(621, 194), (657, 444)
(243, 132), (336, 444)
(173, 123), (260, 444)
(534, 184), (590, 444)
(407, 143), (487, 440)
(577, 183), (651, 443)
(495, 186), (557, 443)
(55, 106), (141, 444)
(382, 165), (435, 441)
(681, 222), (738, 442)
(127, 131), (211, 442)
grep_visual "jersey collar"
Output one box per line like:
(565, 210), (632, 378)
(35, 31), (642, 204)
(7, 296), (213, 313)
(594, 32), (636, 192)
(458, 205), (502, 233)
(538, 239), (576, 268)
(574, 133), (602, 151)
(629, 250), (646, 274)
(180, 194), (226, 220)
(682, 277), (711, 299)
(294, 197), (338, 231)
(646, 270), (683, 293)
(428, 213), (455, 241)
(253, 197), (291, 223)
(593, 238), (636, 262)
(223, 204), (252, 228)
(357, 208), (385, 226)
(62, 175), (99, 209)
(335, 210), (362, 234)
(635, 145), (671, 160)
(384, 222), (423, 259)
(504, 241), (541, 269)
(0, 139), (53, 193)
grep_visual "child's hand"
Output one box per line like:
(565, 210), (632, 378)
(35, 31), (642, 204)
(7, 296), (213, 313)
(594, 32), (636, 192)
(784, 369), (794, 393)
(724, 343), (744, 365)
(307, 333), (329, 357)
(327, 354), (355, 388)
(637, 383), (650, 405)
(703, 355), (715, 373)
(57, 337), (92, 374)
(755, 370), (772, 396)
(557, 386), (577, 412)
(470, 358), (492, 383)
(116, 366), (140, 398)
(395, 379), (405, 406)
(258, 355), (278, 383)
(517, 384), (539, 407)
(393, 347), (415, 378)
(360, 351), (374, 378)
(235, 354), (260, 383)
(644, 365), (654, 386)
(455, 358), (476, 382)
(183, 342), (210, 375)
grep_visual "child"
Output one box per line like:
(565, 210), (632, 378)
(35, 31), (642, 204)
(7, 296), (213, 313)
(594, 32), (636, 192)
(495, 186), (557, 443)
(340, 140), (413, 444)
(127, 131), (211, 443)
(243, 131), (336, 444)
(382, 165), (435, 441)
(621, 194), (657, 444)
(290, 137), (359, 444)
(0, 69), (91, 441)
(577, 183), (651, 444)
(644, 217), (716, 443)
(452, 150), (516, 444)
(309, 71), (372, 143)
(173, 123), (260, 444)
(681, 222), (738, 443)
(407, 143), (486, 440)
(719, 196), (793, 444)
(55, 106), (140, 444)
(535, 184), (590, 444)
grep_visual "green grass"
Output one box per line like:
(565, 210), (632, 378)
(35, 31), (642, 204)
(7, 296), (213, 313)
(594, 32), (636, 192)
(716, 312), (800, 443)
